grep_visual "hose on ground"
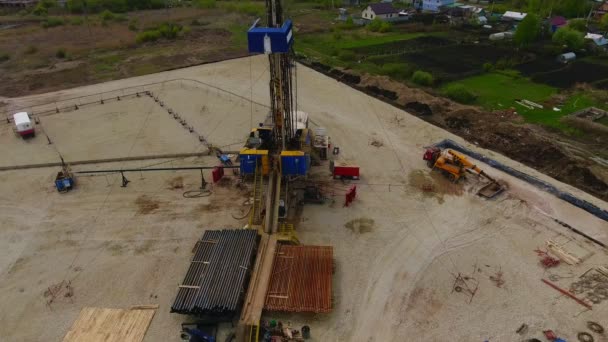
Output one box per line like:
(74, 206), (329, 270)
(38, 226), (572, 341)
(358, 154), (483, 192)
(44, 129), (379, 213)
(183, 189), (212, 198)
(231, 205), (252, 220)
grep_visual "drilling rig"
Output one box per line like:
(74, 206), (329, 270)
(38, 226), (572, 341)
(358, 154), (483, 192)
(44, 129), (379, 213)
(240, 0), (310, 234)
(236, 0), (310, 340)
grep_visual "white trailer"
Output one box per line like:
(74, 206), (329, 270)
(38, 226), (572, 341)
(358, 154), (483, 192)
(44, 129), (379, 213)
(13, 112), (35, 137)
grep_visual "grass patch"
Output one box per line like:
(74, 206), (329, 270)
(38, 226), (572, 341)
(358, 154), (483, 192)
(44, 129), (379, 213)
(443, 72), (556, 110)
(194, 0), (216, 8)
(70, 16), (84, 25)
(218, 1), (264, 17)
(296, 30), (432, 70)
(131, 62), (161, 76)
(55, 48), (67, 58)
(0, 52), (9, 62)
(227, 24), (248, 47)
(442, 84), (477, 104)
(136, 22), (184, 43)
(94, 54), (122, 73)
(524, 94), (597, 131)
(99, 10), (127, 23)
(411, 70), (433, 86)
(41, 17), (64, 28)
(443, 71), (602, 132)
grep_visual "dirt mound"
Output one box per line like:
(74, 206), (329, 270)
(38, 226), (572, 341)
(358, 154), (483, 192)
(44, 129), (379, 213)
(460, 122), (608, 200)
(405, 102), (433, 116)
(330, 68), (361, 84)
(358, 74), (470, 117)
(364, 85), (398, 100)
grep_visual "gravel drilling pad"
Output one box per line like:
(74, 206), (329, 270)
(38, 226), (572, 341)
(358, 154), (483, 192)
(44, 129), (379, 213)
(265, 245), (333, 313)
(171, 229), (259, 320)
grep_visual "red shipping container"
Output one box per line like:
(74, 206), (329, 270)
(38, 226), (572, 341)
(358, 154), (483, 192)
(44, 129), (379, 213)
(333, 165), (359, 180)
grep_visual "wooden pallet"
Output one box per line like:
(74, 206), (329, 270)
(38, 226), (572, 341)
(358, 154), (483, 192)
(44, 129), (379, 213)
(63, 306), (158, 342)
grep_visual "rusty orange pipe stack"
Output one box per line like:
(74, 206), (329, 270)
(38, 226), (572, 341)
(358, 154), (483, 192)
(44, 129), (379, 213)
(265, 245), (333, 313)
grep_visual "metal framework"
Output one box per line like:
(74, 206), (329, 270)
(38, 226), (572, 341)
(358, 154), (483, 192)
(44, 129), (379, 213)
(265, 0), (295, 151)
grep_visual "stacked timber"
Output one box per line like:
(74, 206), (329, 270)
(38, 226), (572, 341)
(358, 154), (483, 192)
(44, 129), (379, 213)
(171, 229), (259, 317)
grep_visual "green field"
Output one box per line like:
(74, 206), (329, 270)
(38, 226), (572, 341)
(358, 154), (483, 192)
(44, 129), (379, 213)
(442, 72), (599, 132)
(442, 72), (556, 109)
(296, 30), (429, 63)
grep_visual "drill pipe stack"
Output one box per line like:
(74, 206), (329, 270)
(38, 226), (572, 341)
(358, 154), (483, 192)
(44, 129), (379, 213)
(171, 229), (259, 318)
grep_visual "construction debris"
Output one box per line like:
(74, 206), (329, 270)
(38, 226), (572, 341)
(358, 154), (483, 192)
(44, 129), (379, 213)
(489, 271), (505, 288)
(516, 323), (529, 335)
(578, 332), (594, 342)
(452, 273), (479, 303)
(535, 249), (561, 268)
(597, 266), (608, 278)
(265, 245), (333, 313)
(570, 269), (608, 306)
(587, 321), (604, 334)
(542, 278), (592, 310)
(44, 280), (74, 308)
(546, 240), (582, 265)
(171, 229), (259, 318)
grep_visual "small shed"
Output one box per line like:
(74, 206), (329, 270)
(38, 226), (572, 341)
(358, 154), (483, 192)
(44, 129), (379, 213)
(489, 32), (505, 41)
(557, 52), (576, 64)
(550, 16), (567, 33)
(338, 8), (348, 21)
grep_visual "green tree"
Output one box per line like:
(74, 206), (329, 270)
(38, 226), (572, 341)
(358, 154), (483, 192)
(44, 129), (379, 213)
(553, 27), (585, 50)
(378, 21), (392, 33)
(526, 0), (541, 14)
(514, 13), (540, 47)
(567, 18), (586, 32)
(554, 0), (591, 18)
(366, 18), (383, 32)
(600, 13), (608, 31)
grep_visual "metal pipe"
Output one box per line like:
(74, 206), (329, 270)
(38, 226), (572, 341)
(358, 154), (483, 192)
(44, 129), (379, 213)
(75, 165), (239, 174)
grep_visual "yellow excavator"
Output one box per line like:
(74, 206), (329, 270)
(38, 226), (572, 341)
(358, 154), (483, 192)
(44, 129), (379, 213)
(423, 147), (504, 197)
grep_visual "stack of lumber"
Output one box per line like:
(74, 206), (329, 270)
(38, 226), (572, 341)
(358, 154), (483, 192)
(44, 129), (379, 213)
(546, 240), (581, 265)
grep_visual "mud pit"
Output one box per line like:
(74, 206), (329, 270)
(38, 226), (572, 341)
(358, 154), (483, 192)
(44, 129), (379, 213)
(0, 56), (607, 342)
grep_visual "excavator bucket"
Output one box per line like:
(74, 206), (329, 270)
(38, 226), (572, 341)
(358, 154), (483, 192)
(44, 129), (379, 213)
(477, 182), (504, 199)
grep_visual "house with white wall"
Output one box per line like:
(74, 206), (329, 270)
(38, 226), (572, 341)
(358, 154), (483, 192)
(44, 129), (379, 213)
(361, 3), (399, 20)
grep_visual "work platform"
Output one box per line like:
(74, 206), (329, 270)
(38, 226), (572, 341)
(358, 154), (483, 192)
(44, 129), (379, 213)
(237, 233), (278, 341)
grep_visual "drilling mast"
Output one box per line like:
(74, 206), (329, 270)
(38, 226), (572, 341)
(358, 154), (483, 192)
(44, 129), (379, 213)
(247, 0), (296, 151)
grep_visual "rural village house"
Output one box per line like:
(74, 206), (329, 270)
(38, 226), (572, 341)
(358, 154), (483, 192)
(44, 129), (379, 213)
(361, 3), (398, 20)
